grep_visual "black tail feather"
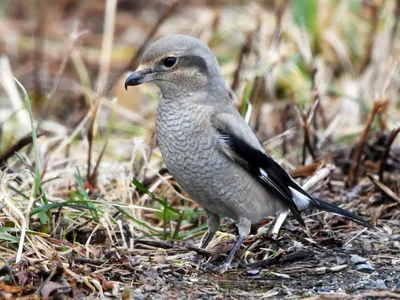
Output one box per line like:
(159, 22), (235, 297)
(311, 198), (374, 229)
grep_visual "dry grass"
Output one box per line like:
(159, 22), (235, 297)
(0, 0), (399, 298)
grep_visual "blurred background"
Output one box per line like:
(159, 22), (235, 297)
(1, 0), (399, 166)
(0, 0), (399, 296)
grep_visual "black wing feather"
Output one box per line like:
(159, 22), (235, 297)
(215, 127), (373, 229)
(216, 127), (307, 226)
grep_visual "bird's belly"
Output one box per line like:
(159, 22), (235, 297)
(157, 129), (287, 224)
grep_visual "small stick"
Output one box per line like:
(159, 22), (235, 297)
(389, 1), (400, 54)
(231, 30), (255, 93)
(359, 1), (381, 74)
(269, 0), (289, 46)
(246, 250), (310, 269)
(86, 101), (100, 186)
(368, 174), (400, 205)
(343, 227), (368, 246)
(135, 239), (217, 258)
(378, 127), (400, 181)
(105, 0), (180, 94)
(352, 291), (400, 300)
(0, 133), (45, 165)
(347, 98), (387, 186)
(269, 210), (289, 240)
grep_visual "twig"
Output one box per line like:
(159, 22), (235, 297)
(245, 252), (282, 269)
(246, 250), (310, 269)
(293, 104), (318, 164)
(0, 133), (45, 165)
(95, 0), (117, 95)
(231, 30), (255, 93)
(269, 210), (289, 240)
(33, 0), (45, 101)
(343, 227), (368, 246)
(352, 291), (400, 300)
(359, 1), (381, 74)
(347, 98), (387, 186)
(248, 76), (264, 130)
(135, 239), (217, 258)
(301, 165), (335, 191)
(89, 98), (117, 186)
(305, 68), (320, 162)
(378, 127), (400, 181)
(269, 0), (289, 46)
(206, 7), (221, 47)
(134, 129), (158, 181)
(280, 250), (311, 263)
(73, 257), (107, 266)
(105, 0), (180, 94)
(39, 22), (87, 123)
(389, 1), (400, 54)
(368, 174), (400, 205)
(86, 100), (100, 186)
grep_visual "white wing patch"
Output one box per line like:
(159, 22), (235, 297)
(260, 169), (269, 177)
(262, 169), (310, 210)
(289, 187), (311, 210)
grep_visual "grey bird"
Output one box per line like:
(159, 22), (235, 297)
(125, 35), (372, 269)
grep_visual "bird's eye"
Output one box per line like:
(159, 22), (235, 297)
(163, 57), (176, 68)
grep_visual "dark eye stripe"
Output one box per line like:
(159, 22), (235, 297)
(178, 55), (208, 74)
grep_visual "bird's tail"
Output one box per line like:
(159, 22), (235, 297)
(310, 198), (374, 229)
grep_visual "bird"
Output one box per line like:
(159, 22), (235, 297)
(125, 35), (372, 270)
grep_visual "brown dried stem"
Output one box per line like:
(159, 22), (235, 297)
(86, 101), (100, 186)
(231, 29), (256, 93)
(105, 0), (180, 94)
(301, 69), (319, 164)
(347, 98), (387, 186)
(378, 127), (400, 181)
(359, 1), (381, 74)
(0, 133), (45, 165)
(389, 1), (400, 54)
(302, 115), (318, 164)
(33, 0), (45, 101)
(135, 239), (217, 258)
(269, 0), (289, 46)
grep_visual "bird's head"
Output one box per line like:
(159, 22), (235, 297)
(125, 35), (226, 99)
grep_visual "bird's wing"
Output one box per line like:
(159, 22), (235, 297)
(211, 111), (318, 226)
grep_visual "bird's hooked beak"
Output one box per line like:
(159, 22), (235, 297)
(125, 66), (153, 90)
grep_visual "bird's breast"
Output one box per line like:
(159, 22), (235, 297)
(156, 100), (216, 173)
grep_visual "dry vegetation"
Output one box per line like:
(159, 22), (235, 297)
(0, 0), (399, 299)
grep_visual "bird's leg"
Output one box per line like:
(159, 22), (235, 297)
(221, 217), (251, 267)
(202, 217), (251, 271)
(192, 211), (220, 263)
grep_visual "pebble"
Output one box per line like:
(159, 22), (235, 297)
(375, 279), (388, 289)
(349, 254), (367, 265)
(134, 289), (145, 300)
(135, 293), (145, 300)
(143, 285), (158, 293)
(355, 262), (375, 273)
(246, 269), (261, 276)
(354, 278), (387, 290)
